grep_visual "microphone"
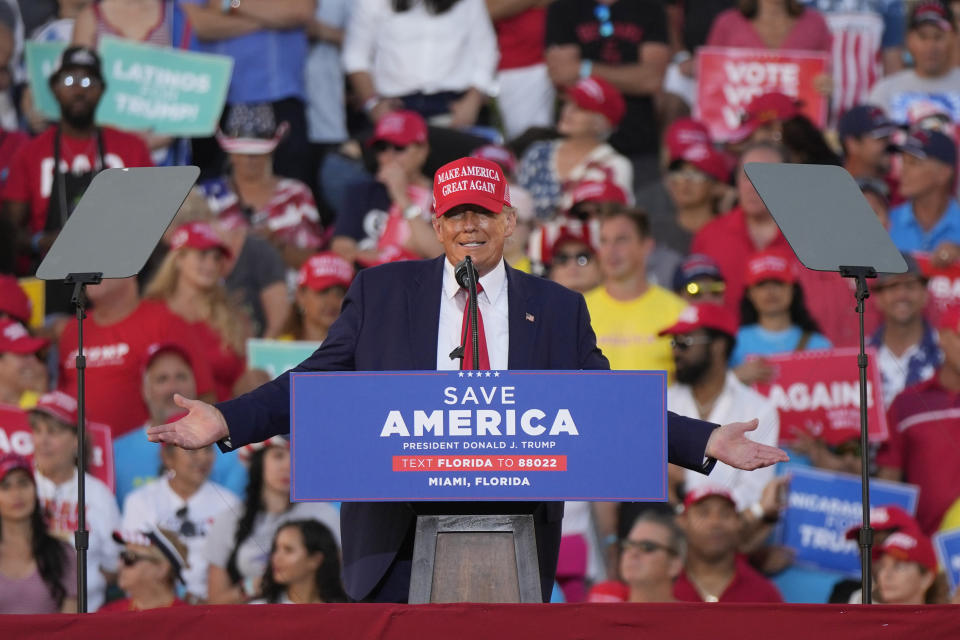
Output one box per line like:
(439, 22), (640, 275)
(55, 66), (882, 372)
(454, 256), (476, 290)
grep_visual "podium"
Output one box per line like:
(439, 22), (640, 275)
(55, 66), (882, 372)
(290, 369), (670, 603)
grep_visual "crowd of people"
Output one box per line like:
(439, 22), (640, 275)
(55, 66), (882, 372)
(1, 0), (960, 613)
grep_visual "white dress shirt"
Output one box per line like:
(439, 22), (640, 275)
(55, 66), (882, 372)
(668, 371), (781, 511)
(342, 0), (499, 98)
(436, 257), (509, 371)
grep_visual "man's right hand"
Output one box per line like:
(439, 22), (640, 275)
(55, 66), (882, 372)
(146, 394), (229, 450)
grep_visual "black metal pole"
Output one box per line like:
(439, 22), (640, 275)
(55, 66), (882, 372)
(466, 257), (480, 370)
(840, 266), (876, 604)
(66, 272), (101, 613)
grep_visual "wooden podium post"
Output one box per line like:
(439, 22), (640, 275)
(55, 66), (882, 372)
(408, 515), (542, 603)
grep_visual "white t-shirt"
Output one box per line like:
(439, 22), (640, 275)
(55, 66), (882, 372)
(669, 371), (781, 510)
(121, 476), (241, 600)
(34, 469), (121, 612)
(203, 502), (341, 587)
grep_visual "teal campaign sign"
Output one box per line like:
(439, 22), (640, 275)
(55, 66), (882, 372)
(25, 37), (233, 136)
(290, 370), (668, 502)
(247, 339), (322, 379)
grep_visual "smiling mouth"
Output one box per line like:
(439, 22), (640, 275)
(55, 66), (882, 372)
(460, 241), (485, 248)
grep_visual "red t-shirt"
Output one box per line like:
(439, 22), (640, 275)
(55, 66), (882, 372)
(58, 299), (214, 438)
(878, 374), (960, 534)
(495, 8), (547, 70)
(586, 580), (629, 603)
(0, 129), (29, 189)
(187, 318), (245, 402)
(673, 556), (783, 603)
(3, 126), (153, 233)
(97, 597), (187, 613)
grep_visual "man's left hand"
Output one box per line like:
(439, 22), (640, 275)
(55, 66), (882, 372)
(706, 419), (789, 471)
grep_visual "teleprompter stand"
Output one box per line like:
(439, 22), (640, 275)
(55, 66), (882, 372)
(36, 167), (200, 612)
(745, 163), (907, 604)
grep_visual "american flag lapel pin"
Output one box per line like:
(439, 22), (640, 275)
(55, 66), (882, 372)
(526, 312), (535, 323)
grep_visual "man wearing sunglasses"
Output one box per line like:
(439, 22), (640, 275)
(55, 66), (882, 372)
(3, 46), (152, 313)
(660, 303), (780, 518)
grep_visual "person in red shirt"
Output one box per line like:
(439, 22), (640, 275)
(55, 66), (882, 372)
(58, 276), (215, 438)
(877, 304), (960, 535)
(143, 222), (248, 402)
(673, 486), (782, 603)
(99, 528), (189, 612)
(2, 46), (152, 311)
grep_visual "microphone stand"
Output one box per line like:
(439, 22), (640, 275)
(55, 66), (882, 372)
(449, 256), (480, 369)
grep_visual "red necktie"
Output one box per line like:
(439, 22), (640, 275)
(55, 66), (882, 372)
(460, 283), (490, 370)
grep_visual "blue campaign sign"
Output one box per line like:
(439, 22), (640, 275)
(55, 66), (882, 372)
(933, 529), (960, 595)
(290, 370), (667, 502)
(779, 465), (919, 575)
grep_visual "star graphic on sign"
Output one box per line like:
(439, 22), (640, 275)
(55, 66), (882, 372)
(458, 372), (464, 377)
(467, 371), (473, 377)
(494, 371), (500, 377)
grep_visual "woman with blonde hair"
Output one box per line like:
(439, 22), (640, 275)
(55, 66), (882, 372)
(144, 222), (249, 401)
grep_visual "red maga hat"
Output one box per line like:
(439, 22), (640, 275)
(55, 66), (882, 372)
(169, 222), (231, 259)
(297, 252), (355, 292)
(0, 453), (33, 484)
(29, 390), (80, 428)
(665, 118), (711, 161)
(672, 143), (733, 183)
(745, 250), (798, 287)
(0, 318), (48, 355)
(873, 530), (938, 573)
(844, 505), (920, 541)
(730, 92), (800, 142)
(369, 110), (428, 147)
(566, 76), (626, 127)
(659, 303), (739, 339)
(569, 179), (629, 207)
(433, 157), (511, 217)
(683, 485), (736, 511)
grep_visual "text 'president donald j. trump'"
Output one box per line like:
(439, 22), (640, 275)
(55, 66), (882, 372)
(149, 156), (788, 603)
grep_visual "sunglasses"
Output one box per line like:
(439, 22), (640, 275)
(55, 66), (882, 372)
(176, 506), (197, 538)
(685, 281), (726, 297)
(58, 73), (102, 89)
(594, 4), (614, 38)
(372, 141), (409, 154)
(553, 251), (593, 267)
(620, 539), (677, 555)
(120, 550), (160, 567)
(670, 335), (713, 351)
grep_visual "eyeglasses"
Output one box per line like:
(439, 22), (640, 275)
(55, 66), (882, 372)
(372, 141), (409, 154)
(175, 506), (197, 538)
(594, 4), (614, 38)
(620, 539), (677, 555)
(670, 335), (713, 351)
(553, 251), (593, 267)
(58, 73), (102, 89)
(120, 550), (160, 567)
(685, 281), (726, 298)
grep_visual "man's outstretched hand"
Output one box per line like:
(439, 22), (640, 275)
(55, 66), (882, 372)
(706, 419), (789, 471)
(146, 394), (229, 449)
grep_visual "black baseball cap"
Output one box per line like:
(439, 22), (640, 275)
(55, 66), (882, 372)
(50, 46), (104, 85)
(899, 129), (958, 167)
(838, 105), (898, 140)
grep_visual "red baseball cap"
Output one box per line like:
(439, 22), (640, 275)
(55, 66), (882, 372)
(570, 179), (629, 207)
(433, 157), (512, 217)
(873, 530), (938, 573)
(297, 252), (355, 292)
(844, 505), (920, 541)
(238, 435), (289, 464)
(142, 341), (194, 376)
(0, 275), (31, 324)
(731, 92), (800, 142)
(29, 390), (81, 428)
(659, 303), (739, 339)
(0, 318), (48, 355)
(745, 250), (797, 286)
(470, 144), (517, 176)
(670, 143), (732, 183)
(566, 76), (626, 127)
(665, 118), (711, 161)
(0, 453), (33, 484)
(683, 485), (736, 511)
(369, 110), (428, 147)
(169, 222), (232, 259)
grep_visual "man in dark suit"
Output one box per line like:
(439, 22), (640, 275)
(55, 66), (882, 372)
(149, 157), (788, 603)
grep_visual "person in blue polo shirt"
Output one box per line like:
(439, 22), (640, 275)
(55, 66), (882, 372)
(887, 129), (960, 259)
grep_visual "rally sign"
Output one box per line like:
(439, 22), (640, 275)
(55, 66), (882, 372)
(753, 347), (888, 446)
(933, 528), (960, 596)
(25, 38), (233, 137)
(291, 371), (667, 502)
(247, 339), (322, 380)
(695, 46), (830, 142)
(779, 465), (919, 575)
(913, 252), (960, 328)
(0, 404), (115, 492)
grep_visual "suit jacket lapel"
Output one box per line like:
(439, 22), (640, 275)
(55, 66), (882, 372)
(507, 264), (539, 370)
(407, 256), (445, 370)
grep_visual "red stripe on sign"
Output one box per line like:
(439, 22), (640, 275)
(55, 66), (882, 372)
(392, 455), (567, 471)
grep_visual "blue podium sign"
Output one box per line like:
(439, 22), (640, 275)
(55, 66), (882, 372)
(933, 529), (960, 595)
(290, 370), (667, 502)
(779, 465), (919, 575)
